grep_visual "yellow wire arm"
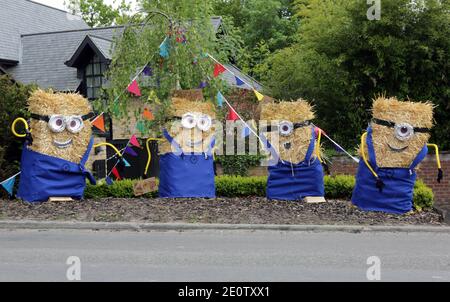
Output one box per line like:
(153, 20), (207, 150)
(315, 128), (323, 163)
(11, 118), (30, 138)
(427, 144), (442, 169)
(361, 132), (379, 179)
(93, 142), (123, 158)
(145, 138), (164, 176)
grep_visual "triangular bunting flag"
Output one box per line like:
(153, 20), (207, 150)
(227, 107), (239, 121)
(216, 91), (224, 107)
(213, 63), (226, 78)
(1, 175), (16, 196)
(111, 167), (121, 180)
(124, 146), (138, 157)
(143, 108), (154, 121)
(127, 80), (141, 97)
(129, 135), (141, 148)
(112, 101), (120, 116)
(122, 158), (131, 167)
(143, 66), (153, 76)
(136, 120), (146, 133)
(105, 176), (114, 186)
(91, 114), (105, 132)
(235, 76), (245, 86)
(159, 37), (170, 58)
(253, 89), (264, 101)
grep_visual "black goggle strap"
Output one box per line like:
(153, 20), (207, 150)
(371, 118), (430, 133)
(264, 120), (312, 132)
(30, 112), (96, 123)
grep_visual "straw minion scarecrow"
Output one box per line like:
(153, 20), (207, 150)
(158, 97), (217, 198)
(260, 99), (325, 201)
(352, 96), (443, 214)
(12, 89), (96, 202)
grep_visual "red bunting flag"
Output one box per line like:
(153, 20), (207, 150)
(91, 114), (105, 132)
(227, 107), (239, 121)
(129, 135), (141, 148)
(127, 80), (141, 96)
(111, 166), (121, 180)
(213, 63), (226, 78)
(143, 108), (154, 120)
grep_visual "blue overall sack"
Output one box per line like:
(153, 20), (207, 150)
(351, 127), (427, 214)
(16, 137), (96, 203)
(263, 127), (325, 201)
(158, 129), (216, 198)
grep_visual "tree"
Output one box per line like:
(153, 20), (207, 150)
(265, 0), (450, 149)
(104, 0), (241, 135)
(213, 0), (299, 80)
(65, 0), (133, 27)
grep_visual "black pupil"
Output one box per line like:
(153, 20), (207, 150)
(71, 120), (77, 128)
(56, 119), (63, 126)
(401, 127), (408, 134)
(282, 125), (289, 132)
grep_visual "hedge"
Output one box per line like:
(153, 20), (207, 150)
(85, 175), (434, 210)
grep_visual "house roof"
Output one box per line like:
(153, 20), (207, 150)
(7, 15), (263, 92)
(9, 27), (122, 91)
(0, 0), (88, 62)
(65, 35), (114, 68)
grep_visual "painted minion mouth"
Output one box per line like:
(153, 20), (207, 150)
(53, 138), (73, 149)
(185, 139), (203, 147)
(283, 142), (292, 150)
(387, 143), (408, 152)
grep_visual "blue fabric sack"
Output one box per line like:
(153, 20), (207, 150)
(158, 130), (215, 198)
(263, 127), (325, 201)
(351, 127), (427, 214)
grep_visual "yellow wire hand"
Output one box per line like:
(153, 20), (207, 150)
(11, 118), (30, 138)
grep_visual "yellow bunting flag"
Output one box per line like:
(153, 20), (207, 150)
(253, 89), (264, 101)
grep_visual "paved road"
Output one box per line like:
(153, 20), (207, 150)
(0, 229), (449, 281)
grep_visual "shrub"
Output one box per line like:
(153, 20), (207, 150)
(216, 154), (265, 176)
(413, 180), (435, 211)
(84, 175), (434, 210)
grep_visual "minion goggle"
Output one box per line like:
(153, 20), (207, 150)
(263, 120), (312, 137)
(172, 112), (213, 132)
(30, 112), (95, 134)
(372, 118), (430, 141)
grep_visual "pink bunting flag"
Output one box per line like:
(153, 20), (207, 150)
(127, 80), (141, 97)
(129, 135), (141, 149)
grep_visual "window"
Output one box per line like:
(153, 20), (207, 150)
(85, 55), (107, 100)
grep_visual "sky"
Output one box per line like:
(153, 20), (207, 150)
(32, 0), (138, 12)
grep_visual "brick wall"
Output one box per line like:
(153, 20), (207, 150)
(329, 153), (450, 206)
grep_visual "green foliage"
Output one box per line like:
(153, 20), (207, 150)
(215, 175), (267, 197)
(65, 0), (134, 27)
(105, 0), (239, 136)
(84, 175), (434, 211)
(413, 180), (435, 211)
(216, 154), (264, 176)
(265, 0), (450, 149)
(213, 0), (299, 80)
(324, 175), (355, 200)
(0, 76), (35, 185)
